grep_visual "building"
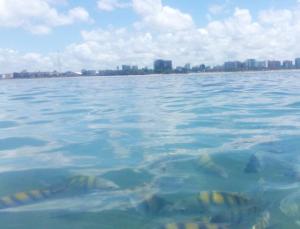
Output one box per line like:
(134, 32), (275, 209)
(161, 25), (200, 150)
(255, 61), (267, 70)
(192, 64), (206, 72)
(224, 61), (243, 71)
(184, 63), (191, 71)
(199, 64), (206, 72)
(174, 66), (184, 73)
(1, 73), (14, 79)
(81, 69), (97, 76)
(12, 71), (60, 78)
(13, 71), (30, 78)
(267, 60), (281, 70)
(210, 65), (223, 72)
(154, 59), (173, 73)
(245, 59), (256, 70)
(174, 63), (193, 73)
(122, 65), (131, 71)
(295, 58), (300, 69)
(282, 60), (293, 69)
(132, 65), (138, 71)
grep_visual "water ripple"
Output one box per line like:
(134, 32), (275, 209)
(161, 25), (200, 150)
(0, 72), (300, 228)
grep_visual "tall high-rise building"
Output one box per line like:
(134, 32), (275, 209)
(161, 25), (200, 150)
(245, 59), (256, 70)
(184, 63), (191, 71)
(122, 65), (131, 71)
(81, 69), (97, 76)
(255, 61), (267, 69)
(267, 60), (281, 70)
(132, 65), (138, 71)
(224, 61), (243, 71)
(154, 59), (173, 73)
(282, 60), (293, 69)
(295, 58), (300, 69)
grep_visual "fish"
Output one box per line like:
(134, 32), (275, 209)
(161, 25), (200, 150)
(198, 153), (228, 178)
(211, 205), (262, 225)
(198, 191), (251, 208)
(167, 197), (207, 216)
(244, 155), (261, 173)
(67, 175), (119, 191)
(160, 222), (229, 229)
(137, 194), (171, 215)
(0, 175), (118, 210)
(251, 211), (270, 229)
(0, 188), (65, 210)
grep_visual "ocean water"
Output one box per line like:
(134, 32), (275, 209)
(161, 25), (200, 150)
(0, 72), (300, 228)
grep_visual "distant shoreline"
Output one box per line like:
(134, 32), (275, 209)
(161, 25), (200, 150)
(1, 69), (300, 80)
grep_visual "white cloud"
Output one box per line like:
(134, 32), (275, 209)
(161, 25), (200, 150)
(0, 0), (91, 34)
(2, 2), (300, 72)
(132, 0), (194, 31)
(44, 0), (68, 4)
(97, 0), (130, 11)
(209, 4), (225, 15)
(56, 6), (300, 70)
(206, 0), (232, 21)
(68, 7), (91, 22)
(0, 49), (55, 72)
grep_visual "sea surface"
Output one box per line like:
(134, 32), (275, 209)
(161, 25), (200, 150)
(0, 72), (300, 228)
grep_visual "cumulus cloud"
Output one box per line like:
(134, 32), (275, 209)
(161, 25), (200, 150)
(206, 0), (233, 21)
(208, 0), (232, 15)
(1, 1), (300, 72)
(132, 0), (194, 31)
(56, 6), (300, 70)
(44, 0), (68, 4)
(0, 49), (56, 72)
(97, 0), (130, 11)
(209, 4), (225, 15)
(0, 0), (91, 34)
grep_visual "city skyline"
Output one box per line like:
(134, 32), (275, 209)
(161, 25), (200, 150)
(1, 0), (300, 73)
(3, 56), (300, 79)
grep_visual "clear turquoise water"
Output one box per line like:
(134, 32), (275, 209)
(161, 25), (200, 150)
(0, 72), (300, 228)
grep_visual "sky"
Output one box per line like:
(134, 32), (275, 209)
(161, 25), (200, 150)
(0, 0), (300, 73)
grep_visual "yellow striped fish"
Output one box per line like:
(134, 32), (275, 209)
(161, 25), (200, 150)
(198, 153), (228, 178)
(138, 194), (170, 215)
(161, 222), (229, 229)
(251, 211), (270, 229)
(67, 175), (119, 191)
(211, 205), (261, 225)
(0, 189), (59, 210)
(198, 191), (251, 208)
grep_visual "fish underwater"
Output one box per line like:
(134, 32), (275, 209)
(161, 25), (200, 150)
(141, 191), (258, 219)
(196, 191), (266, 228)
(0, 175), (118, 210)
(136, 194), (172, 215)
(244, 155), (261, 174)
(211, 205), (262, 225)
(198, 191), (252, 209)
(160, 222), (230, 229)
(158, 208), (269, 229)
(0, 188), (66, 210)
(135, 190), (263, 227)
(198, 153), (228, 178)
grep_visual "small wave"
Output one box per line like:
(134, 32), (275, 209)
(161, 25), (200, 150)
(0, 121), (18, 129)
(287, 101), (300, 108)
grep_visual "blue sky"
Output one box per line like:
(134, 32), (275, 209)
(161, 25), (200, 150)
(0, 0), (300, 72)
